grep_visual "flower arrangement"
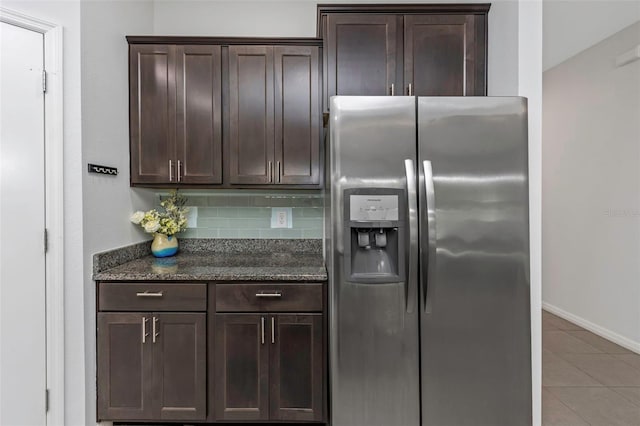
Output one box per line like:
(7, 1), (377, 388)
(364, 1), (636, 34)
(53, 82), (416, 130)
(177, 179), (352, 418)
(130, 190), (189, 236)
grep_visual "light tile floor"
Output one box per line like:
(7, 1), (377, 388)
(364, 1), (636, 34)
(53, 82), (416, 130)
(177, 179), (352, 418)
(543, 310), (640, 425)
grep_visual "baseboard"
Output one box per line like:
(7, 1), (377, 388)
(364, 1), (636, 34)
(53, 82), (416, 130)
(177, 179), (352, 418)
(542, 301), (640, 354)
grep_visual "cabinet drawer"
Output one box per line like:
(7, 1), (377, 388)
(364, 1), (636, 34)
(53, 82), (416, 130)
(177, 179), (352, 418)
(98, 283), (206, 312)
(216, 283), (323, 312)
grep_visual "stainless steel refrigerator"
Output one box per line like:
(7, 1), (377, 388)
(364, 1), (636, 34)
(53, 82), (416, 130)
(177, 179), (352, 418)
(325, 96), (531, 426)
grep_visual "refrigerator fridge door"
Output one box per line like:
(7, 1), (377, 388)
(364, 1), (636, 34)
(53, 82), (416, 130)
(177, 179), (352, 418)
(328, 96), (420, 426)
(418, 97), (532, 426)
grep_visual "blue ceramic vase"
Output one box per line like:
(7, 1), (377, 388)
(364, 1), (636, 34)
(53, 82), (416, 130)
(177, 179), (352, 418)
(151, 233), (178, 257)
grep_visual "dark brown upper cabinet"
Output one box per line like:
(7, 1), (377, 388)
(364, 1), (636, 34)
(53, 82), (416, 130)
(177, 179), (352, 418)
(228, 45), (321, 186)
(129, 43), (222, 185)
(318, 4), (489, 110)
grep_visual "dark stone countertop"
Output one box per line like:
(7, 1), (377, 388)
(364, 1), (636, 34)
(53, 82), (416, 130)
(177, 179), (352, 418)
(93, 239), (327, 282)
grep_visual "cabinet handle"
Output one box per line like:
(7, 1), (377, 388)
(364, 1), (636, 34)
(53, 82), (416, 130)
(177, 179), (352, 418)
(276, 161), (281, 183)
(169, 160), (173, 182)
(268, 161), (273, 183)
(177, 160), (182, 182)
(408, 83), (413, 96)
(142, 317), (149, 343)
(271, 317), (275, 344)
(152, 316), (159, 343)
(136, 291), (164, 298)
(261, 317), (265, 345)
(255, 291), (282, 298)
(390, 83), (395, 96)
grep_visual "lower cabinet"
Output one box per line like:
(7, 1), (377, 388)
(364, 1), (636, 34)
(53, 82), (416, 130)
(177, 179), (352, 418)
(97, 312), (206, 421)
(215, 313), (324, 422)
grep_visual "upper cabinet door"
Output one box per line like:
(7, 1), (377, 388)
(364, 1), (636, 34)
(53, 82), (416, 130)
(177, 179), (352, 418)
(130, 44), (176, 184)
(228, 45), (275, 185)
(274, 46), (321, 185)
(175, 45), (222, 184)
(326, 14), (399, 102)
(404, 14), (485, 96)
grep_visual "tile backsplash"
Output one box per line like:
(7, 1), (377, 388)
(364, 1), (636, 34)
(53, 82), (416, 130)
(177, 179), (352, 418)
(157, 190), (323, 239)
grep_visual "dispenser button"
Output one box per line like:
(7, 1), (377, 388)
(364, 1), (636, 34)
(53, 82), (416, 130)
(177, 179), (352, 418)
(375, 231), (387, 248)
(358, 231), (370, 247)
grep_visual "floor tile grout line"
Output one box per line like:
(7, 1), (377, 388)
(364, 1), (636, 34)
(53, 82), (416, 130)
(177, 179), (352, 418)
(543, 386), (594, 426)
(566, 329), (635, 357)
(607, 386), (640, 408)
(613, 354), (640, 374)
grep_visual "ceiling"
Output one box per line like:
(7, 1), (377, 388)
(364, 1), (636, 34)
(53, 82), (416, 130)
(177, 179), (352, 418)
(543, 0), (640, 70)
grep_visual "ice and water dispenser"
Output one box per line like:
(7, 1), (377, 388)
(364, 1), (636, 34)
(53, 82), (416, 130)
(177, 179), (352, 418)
(343, 188), (405, 283)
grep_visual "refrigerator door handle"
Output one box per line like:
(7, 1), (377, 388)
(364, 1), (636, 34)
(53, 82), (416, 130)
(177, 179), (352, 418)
(404, 159), (418, 313)
(422, 160), (436, 313)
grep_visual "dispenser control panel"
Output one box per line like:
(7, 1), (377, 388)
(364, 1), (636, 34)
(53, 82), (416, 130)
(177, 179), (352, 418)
(350, 195), (399, 221)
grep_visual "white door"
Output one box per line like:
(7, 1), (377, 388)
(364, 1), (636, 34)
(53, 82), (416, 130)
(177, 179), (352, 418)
(0, 21), (47, 425)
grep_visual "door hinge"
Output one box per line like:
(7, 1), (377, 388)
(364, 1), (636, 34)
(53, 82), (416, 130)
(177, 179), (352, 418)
(44, 228), (48, 253)
(45, 389), (50, 412)
(42, 70), (47, 93)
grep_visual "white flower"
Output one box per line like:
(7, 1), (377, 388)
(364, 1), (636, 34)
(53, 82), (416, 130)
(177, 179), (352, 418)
(143, 219), (160, 233)
(130, 211), (145, 224)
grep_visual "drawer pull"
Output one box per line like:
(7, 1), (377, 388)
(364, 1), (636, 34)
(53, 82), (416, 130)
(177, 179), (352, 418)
(255, 292), (282, 298)
(136, 291), (164, 298)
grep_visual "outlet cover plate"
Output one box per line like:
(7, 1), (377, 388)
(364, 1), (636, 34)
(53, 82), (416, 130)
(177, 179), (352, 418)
(271, 207), (292, 229)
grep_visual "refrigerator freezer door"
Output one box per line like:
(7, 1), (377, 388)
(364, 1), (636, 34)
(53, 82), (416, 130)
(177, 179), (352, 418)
(328, 96), (420, 426)
(418, 97), (532, 426)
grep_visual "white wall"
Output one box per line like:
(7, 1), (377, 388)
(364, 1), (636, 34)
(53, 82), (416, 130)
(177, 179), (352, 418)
(543, 0), (640, 70)
(0, 1), (85, 424)
(518, 2), (543, 425)
(543, 22), (640, 351)
(80, 1), (155, 424)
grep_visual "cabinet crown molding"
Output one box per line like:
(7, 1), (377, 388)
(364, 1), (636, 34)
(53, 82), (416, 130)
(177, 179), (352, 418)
(126, 36), (322, 46)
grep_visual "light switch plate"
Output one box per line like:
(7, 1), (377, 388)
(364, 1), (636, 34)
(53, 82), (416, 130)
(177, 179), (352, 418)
(185, 206), (198, 228)
(271, 207), (292, 229)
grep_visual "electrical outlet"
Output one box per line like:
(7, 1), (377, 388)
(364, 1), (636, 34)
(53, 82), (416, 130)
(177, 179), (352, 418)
(271, 207), (292, 229)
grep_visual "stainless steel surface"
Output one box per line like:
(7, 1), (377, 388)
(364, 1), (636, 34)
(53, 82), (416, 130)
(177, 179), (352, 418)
(168, 159), (173, 181)
(177, 160), (182, 182)
(421, 160), (436, 312)
(152, 316), (159, 343)
(142, 316), (148, 344)
(418, 97), (531, 426)
(271, 317), (275, 344)
(327, 96), (420, 426)
(404, 159), (418, 314)
(255, 292), (282, 298)
(136, 291), (164, 298)
(261, 316), (265, 345)
(390, 83), (395, 96)
(277, 160), (281, 183)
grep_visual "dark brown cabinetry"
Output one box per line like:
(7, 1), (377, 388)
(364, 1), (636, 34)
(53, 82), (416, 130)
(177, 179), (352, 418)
(129, 43), (222, 185)
(97, 284), (207, 422)
(228, 45), (321, 186)
(128, 38), (322, 189)
(319, 4), (489, 110)
(214, 284), (325, 422)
